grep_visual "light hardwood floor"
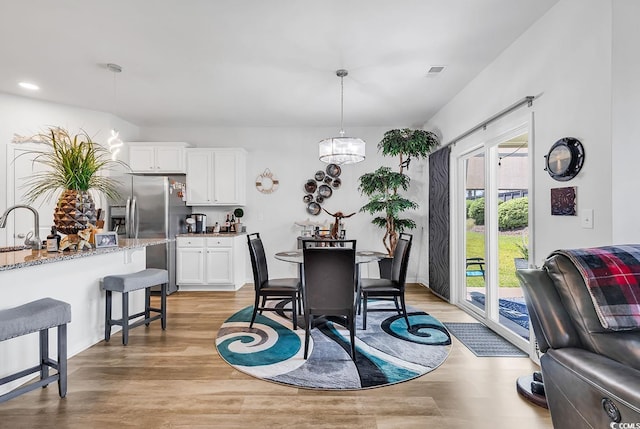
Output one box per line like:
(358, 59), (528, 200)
(0, 284), (552, 429)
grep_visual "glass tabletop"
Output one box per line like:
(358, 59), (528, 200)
(275, 250), (387, 264)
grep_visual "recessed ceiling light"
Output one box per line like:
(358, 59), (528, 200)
(19, 82), (40, 90)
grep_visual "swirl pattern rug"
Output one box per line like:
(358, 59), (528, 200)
(215, 300), (452, 390)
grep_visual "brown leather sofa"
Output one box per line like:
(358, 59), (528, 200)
(517, 252), (640, 427)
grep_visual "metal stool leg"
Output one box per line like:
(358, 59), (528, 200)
(58, 324), (67, 398)
(105, 290), (112, 341)
(161, 283), (167, 330)
(122, 292), (129, 346)
(145, 287), (151, 327)
(39, 329), (49, 384)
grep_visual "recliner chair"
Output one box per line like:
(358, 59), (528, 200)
(517, 247), (640, 428)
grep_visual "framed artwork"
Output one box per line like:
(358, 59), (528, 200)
(551, 186), (577, 216)
(95, 232), (119, 248)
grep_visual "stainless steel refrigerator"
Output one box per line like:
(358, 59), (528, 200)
(108, 174), (191, 294)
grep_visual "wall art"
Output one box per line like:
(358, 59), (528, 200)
(551, 186), (577, 216)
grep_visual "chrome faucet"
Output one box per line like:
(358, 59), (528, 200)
(0, 205), (42, 250)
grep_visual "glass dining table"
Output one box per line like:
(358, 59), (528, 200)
(274, 249), (388, 265)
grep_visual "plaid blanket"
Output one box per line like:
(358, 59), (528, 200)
(552, 245), (640, 331)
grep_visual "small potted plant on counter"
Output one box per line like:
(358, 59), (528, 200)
(233, 208), (244, 232)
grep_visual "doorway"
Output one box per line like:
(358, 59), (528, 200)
(452, 121), (533, 353)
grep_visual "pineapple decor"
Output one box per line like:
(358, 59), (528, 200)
(21, 127), (126, 235)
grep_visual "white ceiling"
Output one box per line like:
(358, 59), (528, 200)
(0, 0), (558, 128)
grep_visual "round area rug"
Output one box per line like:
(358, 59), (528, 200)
(215, 300), (451, 390)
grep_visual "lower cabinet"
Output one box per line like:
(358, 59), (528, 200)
(176, 235), (246, 291)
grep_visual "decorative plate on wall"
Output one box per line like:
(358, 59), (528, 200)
(326, 163), (341, 178)
(318, 184), (332, 198)
(307, 202), (321, 215)
(304, 180), (318, 193)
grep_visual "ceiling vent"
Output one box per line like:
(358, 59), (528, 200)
(427, 66), (446, 75)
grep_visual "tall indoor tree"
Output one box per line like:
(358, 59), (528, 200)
(359, 128), (439, 256)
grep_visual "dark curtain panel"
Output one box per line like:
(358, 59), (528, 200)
(428, 146), (451, 301)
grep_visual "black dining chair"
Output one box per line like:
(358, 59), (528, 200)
(302, 239), (357, 360)
(247, 233), (302, 330)
(360, 233), (413, 330)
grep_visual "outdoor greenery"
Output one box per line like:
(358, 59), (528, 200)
(466, 229), (527, 288)
(468, 197), (486, 225)
(497, 197), (528, 230)
(467, 196), (528, 230)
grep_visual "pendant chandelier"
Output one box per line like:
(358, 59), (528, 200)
(106, 63), (123, 160)
(318, 69), (366, 165)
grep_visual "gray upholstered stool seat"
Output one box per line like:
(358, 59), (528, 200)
(102, 268), (168, 346)
(0, 298), (71, 403)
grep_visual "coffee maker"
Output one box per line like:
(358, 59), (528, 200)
(187, 213), (207, 233)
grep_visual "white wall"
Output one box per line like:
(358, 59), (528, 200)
(139, 126), (430, 281)
(0, 91), (429, 283)
(0, 93), (140, 245)
(426, 0), (614, 266)
(611, 0), (640, 243)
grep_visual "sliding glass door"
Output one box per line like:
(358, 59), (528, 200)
(453, 122), (532, 353)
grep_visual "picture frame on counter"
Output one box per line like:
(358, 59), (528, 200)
(95, 232), (119, 248)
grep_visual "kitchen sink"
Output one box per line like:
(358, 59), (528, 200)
(0, 245), (29, 253)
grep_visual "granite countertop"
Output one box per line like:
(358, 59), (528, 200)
(0, 238), (168, 272)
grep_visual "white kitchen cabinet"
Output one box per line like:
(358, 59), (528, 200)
(176, 237), (205, 284)
(205, 237), (233, 284)
(185, 148), (246, 206)
(128, 142), (190, 173)
(176, 235), (246, 291)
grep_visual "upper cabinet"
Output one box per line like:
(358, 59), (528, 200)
(186, 148), (247, 206)
(127, 142), (191, 173)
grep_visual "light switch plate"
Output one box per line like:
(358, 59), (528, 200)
(581, 209), (594, 229)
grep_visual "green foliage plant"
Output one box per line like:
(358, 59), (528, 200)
(358, 128), (439, 255)
(468, 198), (485, 226)
(497, 197), (528, 230)
(21, 127), (127, 203)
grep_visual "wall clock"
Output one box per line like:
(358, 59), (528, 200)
(544, 137), (584, 181)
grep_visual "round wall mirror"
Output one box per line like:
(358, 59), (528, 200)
(544, 137), (584, 181)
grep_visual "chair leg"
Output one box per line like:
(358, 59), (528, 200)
(304, 312), (311, 359)
(249, 293), (260, 328)
(400, 294), (410, 329)
(105, 290), (112, 341)
(291, 293), (297, 330)
(349, 313), (356, 360)
(362, 292), (368, 330)
(161, 283), (167, 330)
(39, 329), (49, 384)
(57, 324), (67, 398)
(259, 296), (267, 314)
(122, 292), (129, 346)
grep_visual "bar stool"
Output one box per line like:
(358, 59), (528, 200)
(0, 298), (72, 403)
(102, 268), (168, 346)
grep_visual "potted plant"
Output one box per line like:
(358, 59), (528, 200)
(514, 241), (529, 270)
(21, 127), (126, 236)
(233, 207), (244, 232)
(358, 129), (439, 257)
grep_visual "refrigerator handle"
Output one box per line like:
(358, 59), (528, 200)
(125, 197), (131, 238)
(131, 197), (139, 239)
